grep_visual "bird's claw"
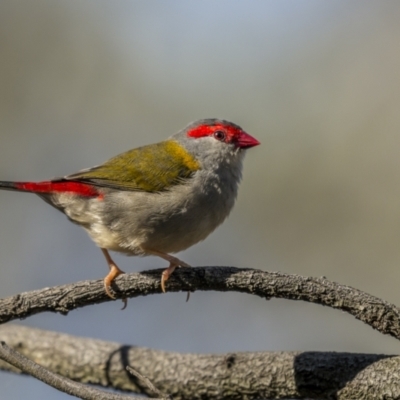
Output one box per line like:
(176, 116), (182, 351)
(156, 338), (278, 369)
(102, 253), (127, 308)
(160, 260), (191, 294)
(104, 280), (116, 299)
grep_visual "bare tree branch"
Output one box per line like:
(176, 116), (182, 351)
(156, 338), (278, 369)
(0, 324), (398, 400)
(0, 340), (145, 400)
(1, 267), (399, 340)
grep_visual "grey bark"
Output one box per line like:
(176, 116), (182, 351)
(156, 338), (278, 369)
(0, 324), (399, 400)
(1, 267), (400, 399)
(0, 267), (400, 340)
(0, 340), (142, 400)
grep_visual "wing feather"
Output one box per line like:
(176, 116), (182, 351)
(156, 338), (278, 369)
(65, 140), (200, 192)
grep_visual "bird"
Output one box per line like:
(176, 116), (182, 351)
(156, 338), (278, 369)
(0, 119), (259, 300)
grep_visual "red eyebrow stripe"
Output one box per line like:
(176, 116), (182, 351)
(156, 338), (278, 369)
(15, 181), (99, 197)
(187, 123), (242, 139)
(187, 124), (215, 138)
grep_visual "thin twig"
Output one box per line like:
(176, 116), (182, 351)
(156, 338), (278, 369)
(0, 340), (146, 400)
(126, 366), (170, 399)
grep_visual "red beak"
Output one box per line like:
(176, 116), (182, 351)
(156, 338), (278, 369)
(235, 131), (260, 149)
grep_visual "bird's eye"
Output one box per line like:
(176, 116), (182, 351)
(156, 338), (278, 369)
(213, 130), (226, 141)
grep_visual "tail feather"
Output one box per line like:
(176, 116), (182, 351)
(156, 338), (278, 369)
(0, 180), (99, 197)
(0, 181), (24, 192)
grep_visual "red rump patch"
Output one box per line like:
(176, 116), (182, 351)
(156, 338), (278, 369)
(15, 181), (99, 197)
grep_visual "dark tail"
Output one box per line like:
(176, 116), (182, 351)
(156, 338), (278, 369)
(0, 181), (28, 192)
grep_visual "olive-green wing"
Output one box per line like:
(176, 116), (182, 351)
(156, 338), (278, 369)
(66, 140), (200, 192)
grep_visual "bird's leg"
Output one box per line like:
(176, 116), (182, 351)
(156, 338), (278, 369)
(143, 249), (191, 293)
(101, 248), (127, 307)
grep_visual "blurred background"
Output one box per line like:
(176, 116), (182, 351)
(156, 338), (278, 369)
(1, 0), (400, 398)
